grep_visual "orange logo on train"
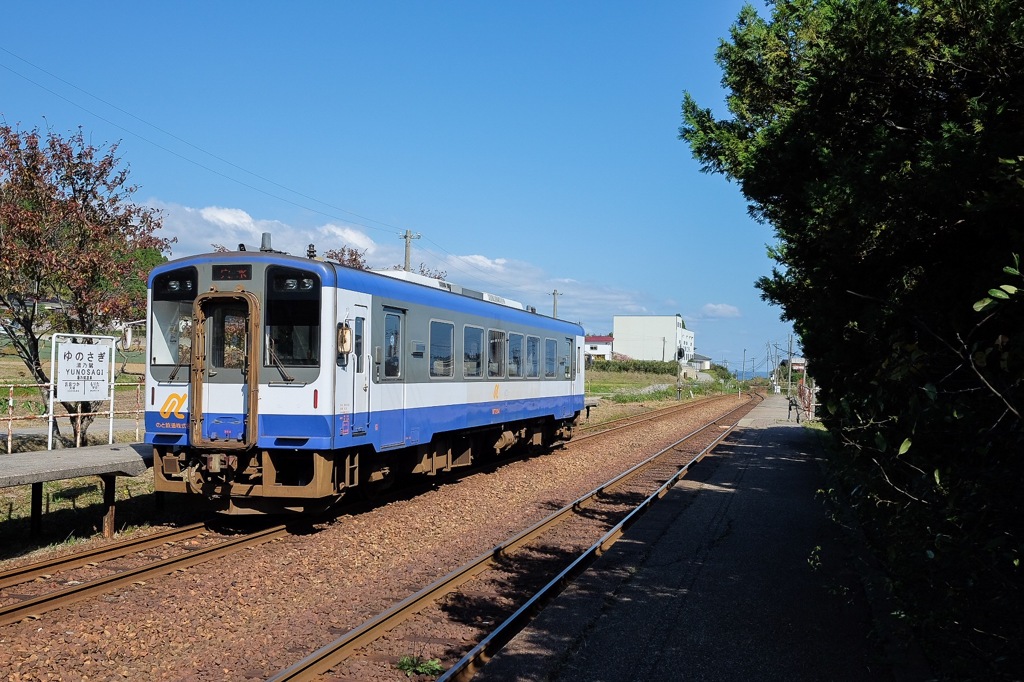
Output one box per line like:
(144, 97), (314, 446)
(160, 393), (188, 419)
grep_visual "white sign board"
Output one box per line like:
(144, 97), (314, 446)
(56, 342), (112, 401)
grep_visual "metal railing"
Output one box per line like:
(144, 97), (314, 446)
(4, 380), (145, 454)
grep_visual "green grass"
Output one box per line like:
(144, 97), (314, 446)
(585, 369), (672, 395)
(586, 368), (731, 402)
(0, 471), (211, 563)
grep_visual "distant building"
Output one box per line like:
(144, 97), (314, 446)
(689, 353), (712, 371)
(584, 335), (613, 362)
(612, 315), (695, 363)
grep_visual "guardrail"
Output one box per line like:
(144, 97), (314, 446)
(4, 380), (145, 454)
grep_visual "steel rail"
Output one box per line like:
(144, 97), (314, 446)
(439, 396), (758, 681)
(0, 523), (290, 626)
(574, 393), (733, 441)
(269, 394), (758, 681)
(0, 522), (208, 590)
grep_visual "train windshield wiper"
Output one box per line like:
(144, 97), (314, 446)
(268, 342), (295, 382)
(168, 350), (189, 382)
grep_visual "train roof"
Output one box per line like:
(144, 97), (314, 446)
(149, 250), (582, 334)
(373, 269), (528, 311)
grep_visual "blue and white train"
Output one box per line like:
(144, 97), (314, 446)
(145, 237), (585, 513)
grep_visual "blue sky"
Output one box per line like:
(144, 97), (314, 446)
(1, 1), (795, 374)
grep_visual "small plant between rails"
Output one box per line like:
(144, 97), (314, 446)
(269, 393), (761, 681)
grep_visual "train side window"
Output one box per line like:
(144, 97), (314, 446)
(384, 312), (401, 378)
(508, 333), (524, 378)
(430, 320), (454, 378)
(544, 338), (557, 378)
(464, 326), (484, 378)
(488, 330), (506, 378)
(526, 336), (540, 378)
(355, 317), (364, 373)
(563, 338), (573, 379)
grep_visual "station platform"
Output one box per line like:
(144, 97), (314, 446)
(479, 394), (914, 681)
(0, 442), (152, 538)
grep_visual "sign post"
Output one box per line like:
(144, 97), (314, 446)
(48, 334), (116, 450)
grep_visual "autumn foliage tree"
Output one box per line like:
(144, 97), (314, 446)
(0, 124), (173, 445)
(324, 245), (368, 269)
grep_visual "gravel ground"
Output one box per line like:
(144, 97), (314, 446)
(0, 395), (744, 680)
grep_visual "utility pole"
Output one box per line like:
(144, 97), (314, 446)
(741, 348), (746, 383)
(787, 334), (794, 397)
(400, 229), (421, 271)
(551, 290), (561, 318)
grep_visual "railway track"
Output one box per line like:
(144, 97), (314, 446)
(270, 393), (760, 680)
(576, 393), (738, 441)
(0, 396), (705, 629)
(0, 522), (290, 626)
(0, 522), (208, 590)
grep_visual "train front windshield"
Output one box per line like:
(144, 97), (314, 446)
(150, 267), (197, 378)
(150, 264), (323, 379)
(265, 266), (321, 367)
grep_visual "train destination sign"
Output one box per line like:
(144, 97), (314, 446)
(56, 341), (111, 401)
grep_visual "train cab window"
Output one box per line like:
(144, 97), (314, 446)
(526, 336), (540, 378)
(430, 321), (454, 378)
(544, 338), (557, 378)
(384, 312), (401, 378)
(266, 267), (321, 367)
(508, 333), (524, 378)
(563, 338), (574, 379)
(488, 330), (506, 378)
(150, 267), (197, 372)
(464, 326), (484, 378)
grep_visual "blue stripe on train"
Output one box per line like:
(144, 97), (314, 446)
(145, 394), (583, 451)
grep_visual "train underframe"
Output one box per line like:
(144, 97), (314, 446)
(153, 414), (578, 514)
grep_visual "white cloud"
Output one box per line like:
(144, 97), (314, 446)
(700, 303), (741, 319)
(199, 206), (255, 229)
(149, 200), (674, 335)
(320, 223), (378, 255)
(448, 254), (509, 273)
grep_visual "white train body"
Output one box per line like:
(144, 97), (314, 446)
(146, 248), (584, 513)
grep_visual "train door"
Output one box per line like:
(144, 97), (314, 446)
(563, 336), (576, 418)
(377, 307), (406, 448)
(189, 291), (260, 448)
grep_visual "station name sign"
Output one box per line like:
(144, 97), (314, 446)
(56, 342), (111, 401)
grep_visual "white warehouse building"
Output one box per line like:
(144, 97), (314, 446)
(613, 314), (695, 363)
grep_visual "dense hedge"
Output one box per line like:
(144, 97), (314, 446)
(681, 2), (1024, 678)
(589, 359), (680, 376)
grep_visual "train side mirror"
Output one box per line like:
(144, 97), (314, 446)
(338, 323), (353, 354)
(337, 323), (353, 367)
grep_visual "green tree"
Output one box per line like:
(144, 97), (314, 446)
(706, 363), (733, 383)
(0, 124), (173, 445)
(680, 2), (1024, 677)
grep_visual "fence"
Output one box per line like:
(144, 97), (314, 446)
(4, 380), (146, 454)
